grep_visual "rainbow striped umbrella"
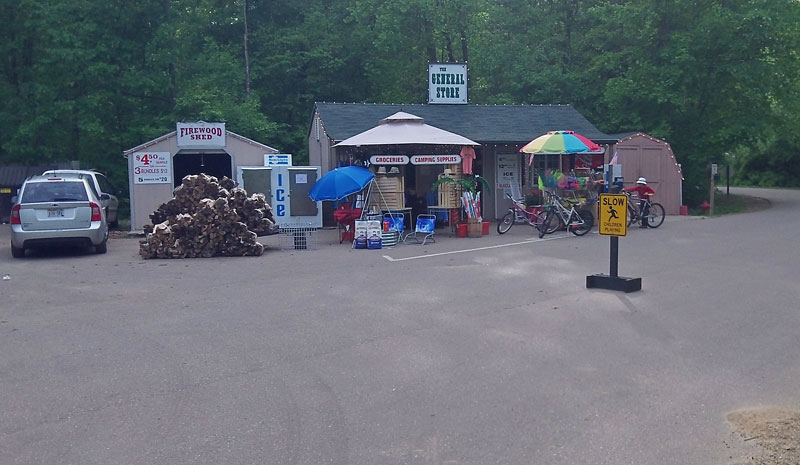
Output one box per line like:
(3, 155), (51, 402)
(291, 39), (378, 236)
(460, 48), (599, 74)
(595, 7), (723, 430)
(520, 130), (602, 154)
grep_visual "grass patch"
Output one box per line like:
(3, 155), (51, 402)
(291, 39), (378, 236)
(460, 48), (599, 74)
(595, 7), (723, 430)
(688, 192), (750, 216)
(711, 192), (749, 215)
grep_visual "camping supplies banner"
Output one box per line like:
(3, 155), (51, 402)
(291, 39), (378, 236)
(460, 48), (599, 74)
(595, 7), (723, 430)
(410, 155), (461, 165)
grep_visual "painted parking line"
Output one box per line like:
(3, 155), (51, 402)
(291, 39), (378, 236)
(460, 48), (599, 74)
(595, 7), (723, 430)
(382, 233), (579, 262)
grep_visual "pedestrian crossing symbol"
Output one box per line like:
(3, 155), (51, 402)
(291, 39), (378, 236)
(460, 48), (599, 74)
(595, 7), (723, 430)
(599, 194), (627, 236)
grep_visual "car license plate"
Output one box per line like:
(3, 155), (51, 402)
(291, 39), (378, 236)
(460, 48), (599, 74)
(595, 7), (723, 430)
(47, 208), (64, 217)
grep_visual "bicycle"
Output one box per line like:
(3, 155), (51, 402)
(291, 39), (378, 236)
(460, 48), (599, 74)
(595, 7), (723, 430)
(496, 192), (553, 234)
(625, 193), (665, 228)
(537, 192), (594, 238)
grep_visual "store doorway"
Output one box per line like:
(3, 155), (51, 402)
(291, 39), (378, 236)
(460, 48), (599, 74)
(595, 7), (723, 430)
(172, 152), (232, 187)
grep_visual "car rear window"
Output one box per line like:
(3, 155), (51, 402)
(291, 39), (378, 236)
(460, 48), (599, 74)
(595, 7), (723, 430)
(21, 181), (89, 203)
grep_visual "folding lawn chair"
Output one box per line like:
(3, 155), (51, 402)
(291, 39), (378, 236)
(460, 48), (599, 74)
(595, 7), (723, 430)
(403, 214), (436, 246)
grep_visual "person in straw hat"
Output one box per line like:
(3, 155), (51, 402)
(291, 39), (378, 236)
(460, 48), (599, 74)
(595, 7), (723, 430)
(624, 177), (656, 228)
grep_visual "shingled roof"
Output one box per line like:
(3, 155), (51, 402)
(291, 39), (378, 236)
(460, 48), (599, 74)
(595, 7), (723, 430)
(313, 102), (616, 145)
(0, 163), (78, 186)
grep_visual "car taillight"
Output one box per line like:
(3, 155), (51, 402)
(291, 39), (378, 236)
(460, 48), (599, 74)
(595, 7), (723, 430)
(90, 202), (102, 222)
(10, 204), (21, 225)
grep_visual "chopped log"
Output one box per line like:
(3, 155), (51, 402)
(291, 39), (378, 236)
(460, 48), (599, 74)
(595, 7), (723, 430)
(139, 174), (275, 259)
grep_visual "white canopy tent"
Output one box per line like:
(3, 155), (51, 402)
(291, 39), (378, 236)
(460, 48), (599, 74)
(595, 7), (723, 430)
(333, 112), (479, 147)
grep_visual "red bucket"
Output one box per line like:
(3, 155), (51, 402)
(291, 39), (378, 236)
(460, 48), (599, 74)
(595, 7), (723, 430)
(482, 221), (490, 235)
(456, 223), (468, 238)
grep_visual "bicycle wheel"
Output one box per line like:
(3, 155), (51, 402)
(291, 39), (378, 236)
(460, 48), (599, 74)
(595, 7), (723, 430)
(497, 211), (515, 234)
(646, 203), (665, 228)
(627, 206), (637, 227)
(570, 209), (594, 236)
(538, 209), (553, 238)
(533, 208), (559, 234)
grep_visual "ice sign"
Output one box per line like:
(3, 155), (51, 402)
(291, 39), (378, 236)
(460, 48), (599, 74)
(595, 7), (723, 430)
(132, 152), (171, 184)
(265, 154), (292, 166)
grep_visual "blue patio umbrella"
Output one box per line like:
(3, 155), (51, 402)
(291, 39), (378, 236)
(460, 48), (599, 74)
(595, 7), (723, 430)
(308, 165), (375, 201)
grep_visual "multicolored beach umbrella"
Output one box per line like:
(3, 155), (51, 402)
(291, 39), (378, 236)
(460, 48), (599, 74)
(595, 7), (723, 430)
(520, 130), (603, 154)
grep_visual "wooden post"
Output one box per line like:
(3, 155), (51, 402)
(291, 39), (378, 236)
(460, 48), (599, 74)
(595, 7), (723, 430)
(709, 164), (716, 215)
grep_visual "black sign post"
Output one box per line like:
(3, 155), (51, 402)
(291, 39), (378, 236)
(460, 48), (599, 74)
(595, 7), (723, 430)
(586, 194), (642, 292)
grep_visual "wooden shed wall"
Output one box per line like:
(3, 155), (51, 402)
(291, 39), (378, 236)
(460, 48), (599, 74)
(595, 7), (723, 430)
(615, 134), (684, 215)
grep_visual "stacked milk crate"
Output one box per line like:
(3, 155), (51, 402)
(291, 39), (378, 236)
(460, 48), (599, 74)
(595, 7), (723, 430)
(369, 169), (405, 211)
(437, 164), (463, 208)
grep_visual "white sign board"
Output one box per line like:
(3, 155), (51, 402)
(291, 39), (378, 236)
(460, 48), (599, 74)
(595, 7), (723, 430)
(370, 155), (410, 165)
(266, 153), (292, 166)
(410, 154), (461, 165)
(496, 154), (519, 191)
(176, 122), (226, 148)
(132, 152), (171, 184)
(428, 63), (468, 104)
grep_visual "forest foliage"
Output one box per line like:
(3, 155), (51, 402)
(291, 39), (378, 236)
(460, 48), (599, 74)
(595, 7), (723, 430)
(2, 0), (799, 205)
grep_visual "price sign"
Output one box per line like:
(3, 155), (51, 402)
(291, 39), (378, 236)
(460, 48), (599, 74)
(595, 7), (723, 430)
(133, 152), (171, 184)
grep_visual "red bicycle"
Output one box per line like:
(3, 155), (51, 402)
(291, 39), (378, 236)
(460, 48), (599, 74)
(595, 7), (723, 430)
(496, 193), (553, 234)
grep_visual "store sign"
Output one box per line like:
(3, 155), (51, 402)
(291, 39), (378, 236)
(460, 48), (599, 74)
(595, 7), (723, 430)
(496, 154), (519, 190)
(265, 154), (292, 166)
(132, 152), (171, 184)
(428, 63), (468, 104)
(410, 155), (461, 165)
(176, 122), (226, 148)
(369, 155), (409, 165)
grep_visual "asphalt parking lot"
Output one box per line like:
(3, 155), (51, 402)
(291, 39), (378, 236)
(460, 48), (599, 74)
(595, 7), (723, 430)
(2, 187), (799, 465)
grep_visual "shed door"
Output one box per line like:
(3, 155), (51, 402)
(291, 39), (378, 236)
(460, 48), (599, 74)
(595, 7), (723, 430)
(618, 147), (640, 184)
(288, 168), (318, 216)
(641, 147), (662, 192)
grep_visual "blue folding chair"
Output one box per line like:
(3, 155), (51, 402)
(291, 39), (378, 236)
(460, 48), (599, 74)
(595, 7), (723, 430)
(403, 214), (436, 246)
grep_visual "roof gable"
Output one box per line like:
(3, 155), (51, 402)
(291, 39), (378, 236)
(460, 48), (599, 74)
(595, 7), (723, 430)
(313, 102), (614, 145)
(123, 130), (279, 156)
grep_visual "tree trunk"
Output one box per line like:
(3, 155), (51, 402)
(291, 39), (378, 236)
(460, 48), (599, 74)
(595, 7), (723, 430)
(243, 0), (251, 96)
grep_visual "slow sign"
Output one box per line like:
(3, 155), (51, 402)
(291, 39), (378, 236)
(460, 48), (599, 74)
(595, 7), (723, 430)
(598, 194), (627, 236)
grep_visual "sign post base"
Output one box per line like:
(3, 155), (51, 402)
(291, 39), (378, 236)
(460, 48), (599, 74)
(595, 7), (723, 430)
(586, 274), (641, 293)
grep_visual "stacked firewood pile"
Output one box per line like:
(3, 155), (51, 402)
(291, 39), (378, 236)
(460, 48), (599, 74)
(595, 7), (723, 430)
(139, 174), (276, 259)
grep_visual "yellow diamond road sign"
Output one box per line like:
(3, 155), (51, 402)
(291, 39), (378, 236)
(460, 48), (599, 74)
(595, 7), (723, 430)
(599, 194), (627, 236)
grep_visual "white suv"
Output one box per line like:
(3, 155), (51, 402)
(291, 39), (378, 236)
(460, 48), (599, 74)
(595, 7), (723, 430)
(10, 175), (109, 257)
(41, 170), (120, 227)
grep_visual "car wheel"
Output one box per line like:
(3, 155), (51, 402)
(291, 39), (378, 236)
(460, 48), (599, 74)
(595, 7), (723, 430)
(95, 240), (107, 254)
(11, 244), (25, 258)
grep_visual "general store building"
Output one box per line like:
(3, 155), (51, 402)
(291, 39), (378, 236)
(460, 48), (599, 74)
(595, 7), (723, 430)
(309, 102), (618, 224)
